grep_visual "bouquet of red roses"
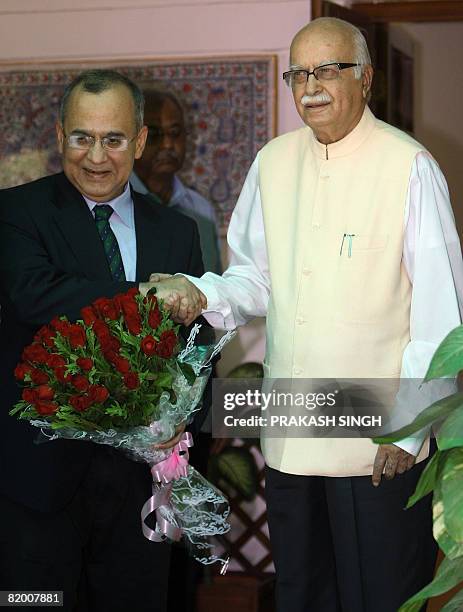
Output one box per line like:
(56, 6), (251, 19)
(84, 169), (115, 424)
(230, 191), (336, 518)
(11, 287), (232, 566)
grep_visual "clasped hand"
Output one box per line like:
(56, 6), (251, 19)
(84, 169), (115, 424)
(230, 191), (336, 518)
(139, 274), (207, 326)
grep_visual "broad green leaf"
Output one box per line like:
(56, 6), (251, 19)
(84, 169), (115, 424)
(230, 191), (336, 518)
(374, 393), (463, 444)
(406, 450), (441, 509)
(433, 480), (463, 560)
(441, 448), (463, 544)
(178, 362), (196, 386)
(437, 406), (463, 450)
(425, 325), (463, 381)
(441, 587), (463, 611)
(399, 555), (463, 612)
(213, 446), (258, 501)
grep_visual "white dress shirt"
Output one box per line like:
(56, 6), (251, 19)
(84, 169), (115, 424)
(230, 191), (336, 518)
(187, 151), (463, 456)
(84, 182), (137, 282)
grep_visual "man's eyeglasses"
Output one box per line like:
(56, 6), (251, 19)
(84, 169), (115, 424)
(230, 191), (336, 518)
(64, 131), (137, 152)
(283, 63), (360, 88)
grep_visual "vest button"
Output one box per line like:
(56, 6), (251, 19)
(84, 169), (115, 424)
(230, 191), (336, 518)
(293, 367), (302, 375)
(302, 268), (311, 276)
(296, 317), (305, 325)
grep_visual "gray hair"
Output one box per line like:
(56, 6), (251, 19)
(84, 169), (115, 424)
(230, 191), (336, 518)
(59, 69), (145, 131)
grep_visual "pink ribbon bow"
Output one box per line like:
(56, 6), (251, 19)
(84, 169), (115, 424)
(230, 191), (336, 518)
(141, 431), (193, 543)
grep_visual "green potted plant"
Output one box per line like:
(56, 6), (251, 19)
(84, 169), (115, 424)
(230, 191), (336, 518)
(374, 325), (463, 611)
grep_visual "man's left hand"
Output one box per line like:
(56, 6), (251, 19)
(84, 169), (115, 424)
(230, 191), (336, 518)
(372, 444), (416, 487)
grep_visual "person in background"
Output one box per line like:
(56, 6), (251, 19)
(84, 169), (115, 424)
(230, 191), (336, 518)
(132, 89), (222, 275)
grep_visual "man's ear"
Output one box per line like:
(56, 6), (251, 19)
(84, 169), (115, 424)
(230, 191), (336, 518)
(56, 122), (65, 154)
(362, 65), (374, 99)
(134, 125), (148, 160)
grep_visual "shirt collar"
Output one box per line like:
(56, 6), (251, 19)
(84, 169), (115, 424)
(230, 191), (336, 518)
(130, 172), (185, 208)
(84, 182), (133, 228)
(309, 105), (376, 160)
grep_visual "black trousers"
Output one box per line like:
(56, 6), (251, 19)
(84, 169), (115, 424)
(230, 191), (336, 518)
(0, 447), (170, 612)
(265, 457), (437, 612)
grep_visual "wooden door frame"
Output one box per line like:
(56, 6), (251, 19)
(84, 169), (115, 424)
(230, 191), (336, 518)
(311, 0), (463, 22)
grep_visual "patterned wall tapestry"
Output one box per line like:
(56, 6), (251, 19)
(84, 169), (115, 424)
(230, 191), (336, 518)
(0, 56), (277, 230)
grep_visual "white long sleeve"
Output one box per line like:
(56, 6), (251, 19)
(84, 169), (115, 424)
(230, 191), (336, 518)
(186, 155), (269, 329)
(393, 152), (463, 455)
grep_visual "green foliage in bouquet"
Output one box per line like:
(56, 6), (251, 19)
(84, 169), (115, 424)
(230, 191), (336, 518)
(374, 325), (463, 611)
(10, 288), (195, 431)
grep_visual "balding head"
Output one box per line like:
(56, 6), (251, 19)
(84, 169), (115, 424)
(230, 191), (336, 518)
(287, 17), (374, 144)
(291, 18), (372, 79)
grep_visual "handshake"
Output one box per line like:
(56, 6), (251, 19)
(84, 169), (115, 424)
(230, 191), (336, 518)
(139, 274), (207, 326)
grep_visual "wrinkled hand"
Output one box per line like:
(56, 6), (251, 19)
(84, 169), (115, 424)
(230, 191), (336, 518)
(372, 444), (416, 487)
(139, 274), (207, 325)
(154, 421), (186, 450)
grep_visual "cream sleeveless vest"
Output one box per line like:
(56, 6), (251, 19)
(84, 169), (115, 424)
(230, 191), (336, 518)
(258, 107), (430, 475)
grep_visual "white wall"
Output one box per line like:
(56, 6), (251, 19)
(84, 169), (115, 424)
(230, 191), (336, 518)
(391, 22), (463, 240)
(0, 0), (311, 374)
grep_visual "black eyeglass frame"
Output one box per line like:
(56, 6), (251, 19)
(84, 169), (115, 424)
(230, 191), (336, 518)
(282, 62), (361, 86)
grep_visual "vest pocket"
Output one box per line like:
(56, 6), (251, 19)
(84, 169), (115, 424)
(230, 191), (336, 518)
(335, 234), (389, 324)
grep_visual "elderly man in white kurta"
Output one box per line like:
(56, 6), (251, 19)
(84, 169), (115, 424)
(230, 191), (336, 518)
(149, 17), (463, 612)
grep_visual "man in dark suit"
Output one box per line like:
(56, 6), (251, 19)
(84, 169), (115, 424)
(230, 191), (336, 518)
(0, 70), (206, 612)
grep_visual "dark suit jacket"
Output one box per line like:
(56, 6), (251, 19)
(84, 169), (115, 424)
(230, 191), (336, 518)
(0, 172), (205, 512)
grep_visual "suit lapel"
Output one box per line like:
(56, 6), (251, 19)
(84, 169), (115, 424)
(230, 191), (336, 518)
(133, 190), (171, 282)
(51, 173), (112, 281)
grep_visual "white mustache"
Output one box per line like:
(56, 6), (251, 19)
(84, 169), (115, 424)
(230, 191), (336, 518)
(301, 93), (332, 106)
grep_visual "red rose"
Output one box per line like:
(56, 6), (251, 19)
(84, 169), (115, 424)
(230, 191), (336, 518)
(156, 330), (178, 359)
(30, 369), (49, 385)
(46, 353), (66, 368)
(119, 296), (142, 335)
(35, 400), (59, 415)
(69, 395), (92, 412)
(93, 297), (120, 321)
(54, 366), (72, 384)
(125, 315), (142, 335)
(113, 356), (130, 374)
(68, 324), (87, 349)
(50, 317), (71, 336)
(72, 374), (90, 393)
(93, 319), (111, 340)
(80, 306), (98, 326)
(22, 388), (37, 403)
(77, 357), (93, 371)
(126, 287), (140, 298)
(34, 325), (56, 348)
(22, 344), (49, 364)
(140, 335), (157, 356)
(103, 350), (119, 365)
(144, 293), (158, 308)
(36, 385), (55, 401)
(88, 385), (109, 404)
(14, 363), (33, 381)
(148, 308), (162, 330)
(99, 335), (121, 353)
(123, 372), (140, 390)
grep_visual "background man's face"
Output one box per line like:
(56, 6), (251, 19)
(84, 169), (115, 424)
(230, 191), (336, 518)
(56, 84), (147, 202)
(135, 98), (186, 180)
(290, 27), (371, 142)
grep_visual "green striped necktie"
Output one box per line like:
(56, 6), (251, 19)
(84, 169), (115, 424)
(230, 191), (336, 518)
(93, 204), (126, 281)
